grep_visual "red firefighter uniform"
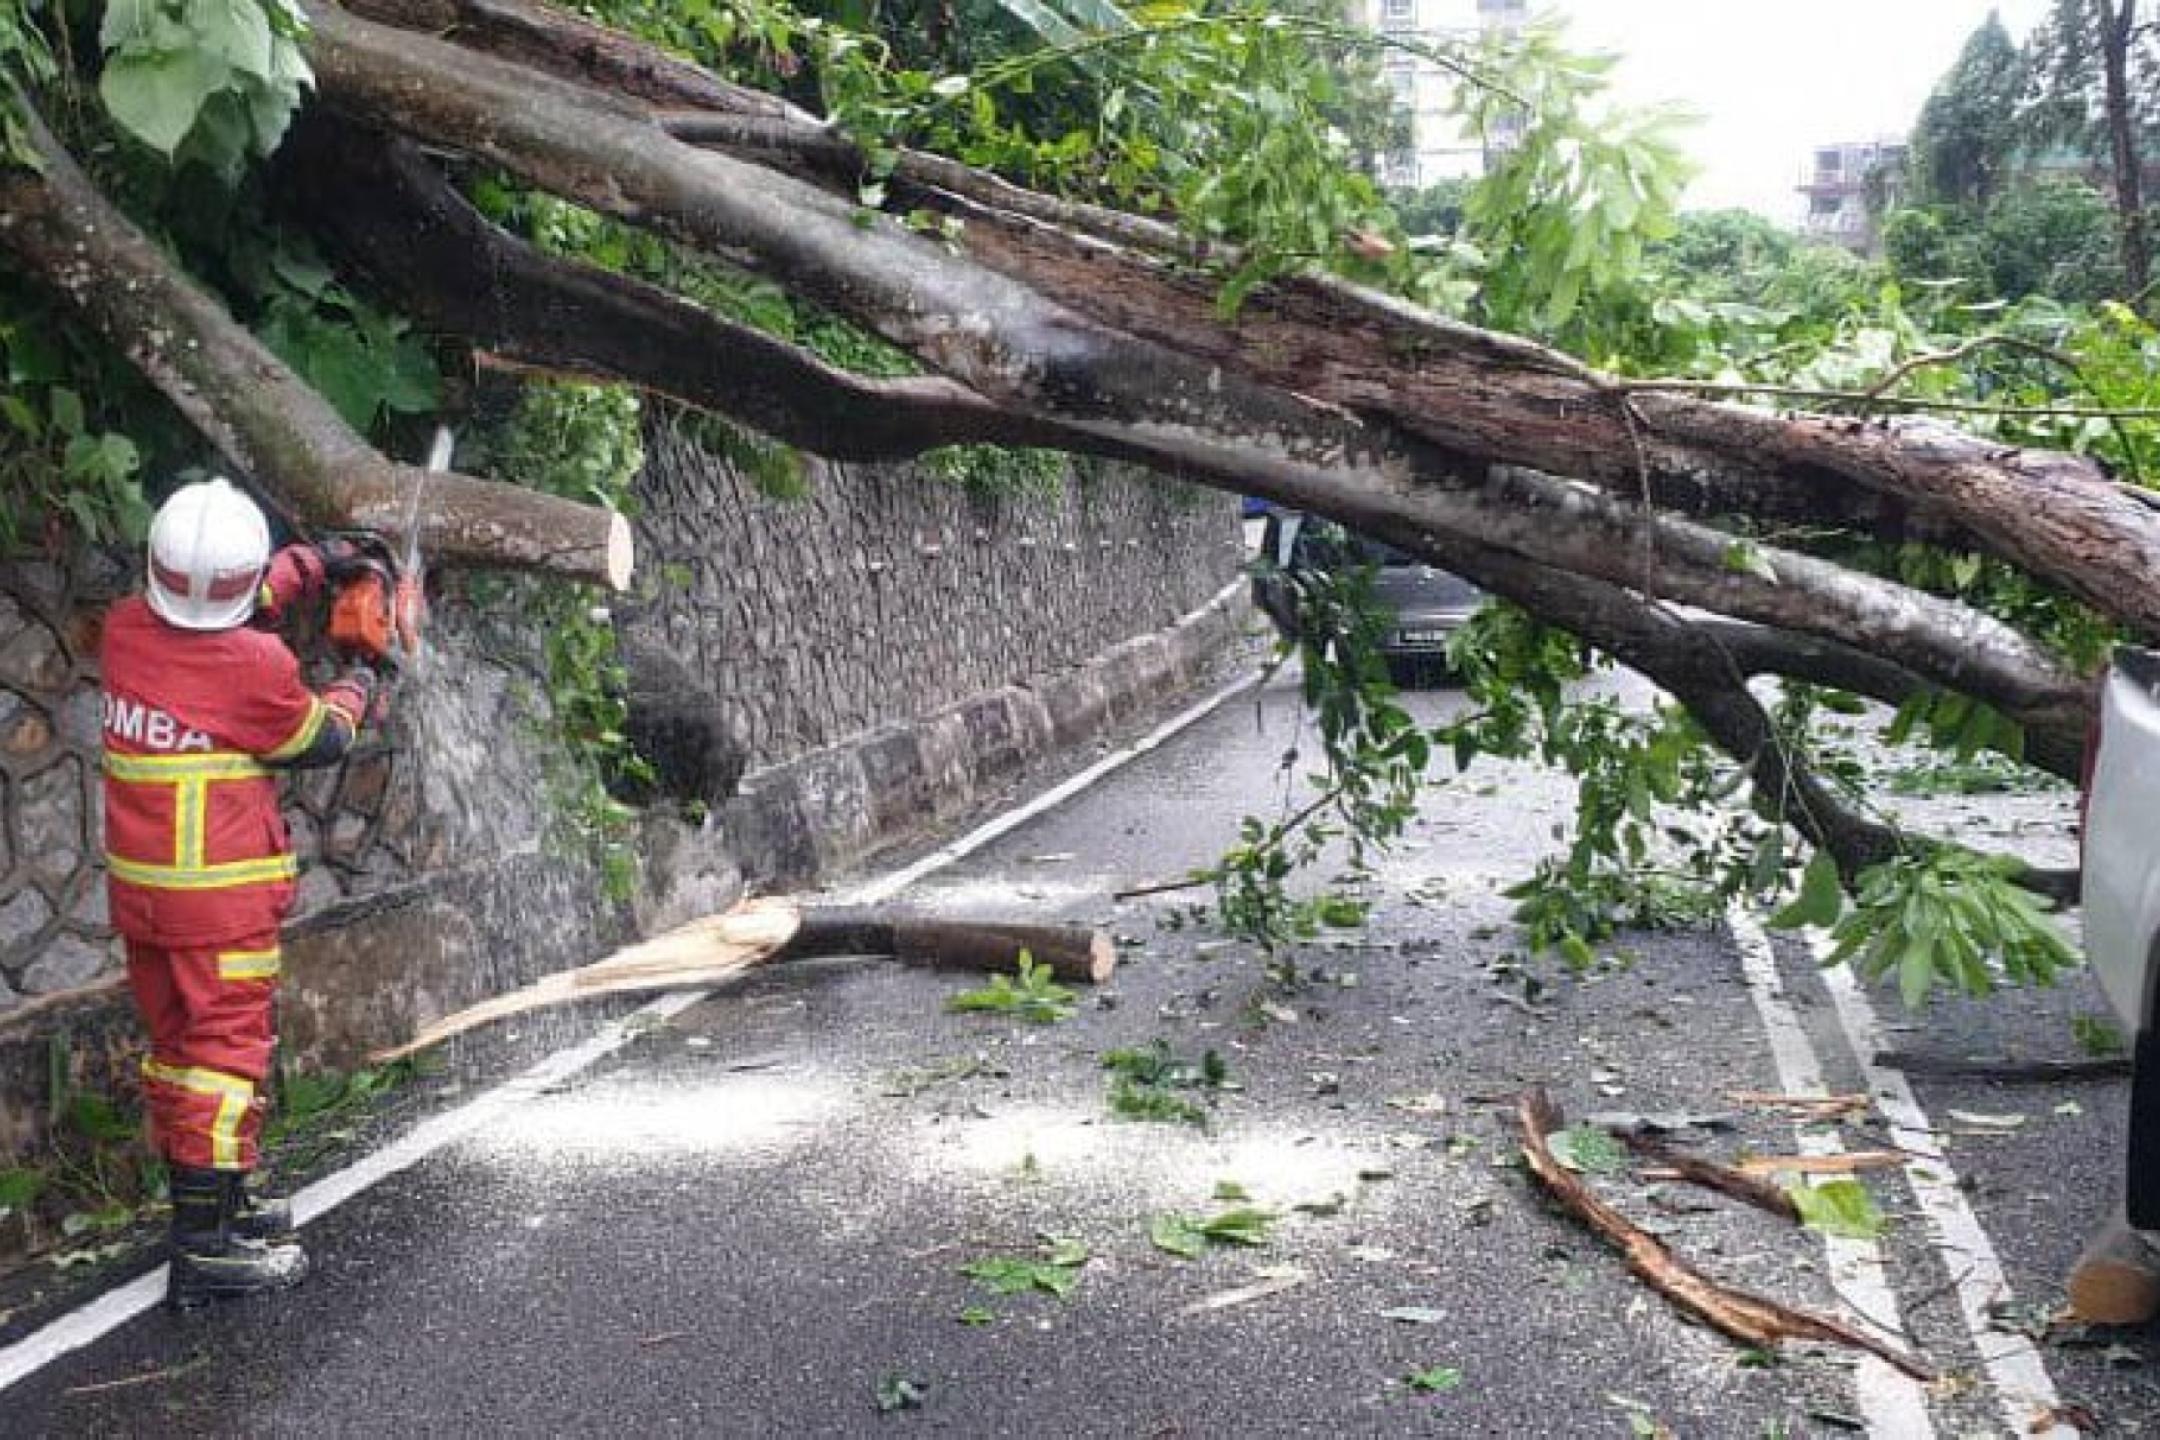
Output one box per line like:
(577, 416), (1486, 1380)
(101, 550), (365, 1172)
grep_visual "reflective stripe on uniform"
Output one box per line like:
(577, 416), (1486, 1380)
(103, 750), (288, 891)
(141, 1059), (253, 1169)
(105, 853), (298, 891)
(216, 946), (282, 982)
(264, 699), (327, 763)
(102, 752), (269, 782)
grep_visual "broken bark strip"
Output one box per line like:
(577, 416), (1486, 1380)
(1614, 1131), (1802, 1223)
(0, 96), (630, 589)
(369, 899), (1115, 1062)
(1518, 1088), (1934, 1380)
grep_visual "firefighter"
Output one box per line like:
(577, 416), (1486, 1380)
(101, 477), (382, 1311)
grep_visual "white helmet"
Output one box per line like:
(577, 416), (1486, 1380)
(145, 478), (271, 631)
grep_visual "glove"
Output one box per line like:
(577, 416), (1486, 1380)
(326, 663), (386, 728)
(260, 544), (327, 616)
(316, 537), (373, 584)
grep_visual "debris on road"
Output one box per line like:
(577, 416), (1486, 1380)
(1517, 1088), (1935, 1381)
(372, 899), (1117, 1061)
(1176, 1266), (1308, 1317)
(1727, 1092), (1871, 1120)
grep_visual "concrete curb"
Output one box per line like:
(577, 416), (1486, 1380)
(721, 580), (1253, 886)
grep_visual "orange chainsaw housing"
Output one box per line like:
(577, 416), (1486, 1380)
(327, 566), (423, 663)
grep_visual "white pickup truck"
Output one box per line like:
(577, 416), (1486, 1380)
(2087, 649), (2160, 1235)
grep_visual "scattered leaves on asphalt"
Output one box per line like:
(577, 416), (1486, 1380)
(962, 1237), (1091, 1297)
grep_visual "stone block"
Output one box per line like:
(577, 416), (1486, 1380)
(18, 759), (83, 889)
(0, 614), (69, 695)
(21, 935), (110, 995)
(0, 886), (51, 957)
(0, 695), (52, 758)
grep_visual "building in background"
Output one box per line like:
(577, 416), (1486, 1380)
(1797, 139), (1907, 254)
(1365, 0), (1527, 189)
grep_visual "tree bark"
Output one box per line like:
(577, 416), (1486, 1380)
(2100, 1), (2152, 298)
(298, 4), (2101, 745)
(0, 95), (632, 589)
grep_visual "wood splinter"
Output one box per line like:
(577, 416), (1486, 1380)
(1518, 1088), (1936, 1381)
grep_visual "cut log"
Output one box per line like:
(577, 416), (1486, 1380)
(368, 899), (1115, 1062)
(1518, 1088), (1934, 1380)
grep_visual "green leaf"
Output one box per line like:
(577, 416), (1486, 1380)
(100, 48), (233, 156)
(196, 0), (275, 80)
(1406, 1365), (1464, 1395)
(1786, 1178), (1884, 1241)
(1546, 1126), (1626, 1175)
(1721, 539), (1779, 584)
(873, 1373), (927, 1413)
(46, 386), (82, 437)
(1150, 1213), (1206, 1258)
(1768, 851), (1844, 931)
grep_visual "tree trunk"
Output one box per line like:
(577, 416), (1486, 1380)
(0, 94), (633, 589)
(2100, 1), (2152, 298)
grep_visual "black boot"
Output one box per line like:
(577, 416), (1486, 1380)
(227, 1173), (294, 1242)
(165, 1166), (308, 1313)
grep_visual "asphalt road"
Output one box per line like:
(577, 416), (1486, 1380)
(5, 667), (2154, 1437)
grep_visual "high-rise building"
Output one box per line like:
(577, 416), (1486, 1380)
(1363, 0), (1528, 189)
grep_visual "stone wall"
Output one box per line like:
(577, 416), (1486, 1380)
(0, 429), (1245, 1160)
(628, 417), (1245, 769)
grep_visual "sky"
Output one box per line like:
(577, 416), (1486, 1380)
(1538, 1), (2055, 220)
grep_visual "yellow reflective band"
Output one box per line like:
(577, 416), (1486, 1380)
(104, 852), (298, 891)
(264, 700), (327, 763)
(102, 751), (269, 783)
(175, 777), (204, 868)
(217, 947), (282, 982)
(143, 1060), (253, 1168)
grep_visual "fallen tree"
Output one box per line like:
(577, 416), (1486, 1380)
(0, 0), (2144, 990)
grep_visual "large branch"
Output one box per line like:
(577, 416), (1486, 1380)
(276, 116), (1111, 463)
(0, 95), (630, 589)
(299, 5), (2096, 744)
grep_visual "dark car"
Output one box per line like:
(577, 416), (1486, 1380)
(1251, 511), (1484, 684)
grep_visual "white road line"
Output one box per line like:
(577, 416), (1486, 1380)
(0, 668), (1261, 1396)
(1813, 940), (2077, 1440)
(1727, 908), (1937, 1439)
(840, 669), (1261, 906)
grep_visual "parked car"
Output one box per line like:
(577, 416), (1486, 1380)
(2070, 647), (2160, 1320)
(1251, 511), (1483, 685)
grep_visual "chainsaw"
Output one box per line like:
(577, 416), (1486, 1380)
(323, 531), (425, 668)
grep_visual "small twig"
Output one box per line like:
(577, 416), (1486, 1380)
(1616, 1131), (1800, 1222)
(1734, 1151), (1908, 1178)
(1727, 1091), (1872, 1118)
(64, 1357), (209, 1396)
(1113, 874), (1217, 903)
(637, 1331), (689, 1348)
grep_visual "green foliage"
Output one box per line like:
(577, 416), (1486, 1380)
(97, 0), (313, 180)
(2073, 1013), (2127, 1058)
(946, 951), (1077, 1024)
(0, 0), (57, 167)
(1102, 1039), (1228, 1126)
(1816, 848), (2080, 1009)
(254, 260), (442, 436)
(485, 380), (652, 899)
(1908, 15), (2027, 209)
(961, 1235), (1089, 1296)
(1455, 21), (1692, 339)
(1149, 1205), (1275, 1258)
